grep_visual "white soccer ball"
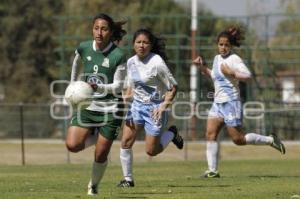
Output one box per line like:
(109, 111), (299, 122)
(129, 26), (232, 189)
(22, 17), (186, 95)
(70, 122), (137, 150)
(64, 81), (93, 107)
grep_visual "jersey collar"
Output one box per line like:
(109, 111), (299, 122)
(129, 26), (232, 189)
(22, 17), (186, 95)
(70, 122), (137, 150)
(93, 40), (113, 53)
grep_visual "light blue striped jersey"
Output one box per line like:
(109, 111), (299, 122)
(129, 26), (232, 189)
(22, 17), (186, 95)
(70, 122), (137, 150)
(126, 53), (177, 103)
(211, 53), (251, 103)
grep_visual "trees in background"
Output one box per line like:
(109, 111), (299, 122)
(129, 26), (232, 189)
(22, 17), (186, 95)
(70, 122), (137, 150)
(269, 0), (300, 71)
(1, 0), (298, 103)
(0, 0), (63, 102)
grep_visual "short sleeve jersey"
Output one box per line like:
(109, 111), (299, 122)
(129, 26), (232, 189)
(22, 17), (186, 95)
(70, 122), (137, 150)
(126, 53), (177, 103)
(211, 53), (251, 103)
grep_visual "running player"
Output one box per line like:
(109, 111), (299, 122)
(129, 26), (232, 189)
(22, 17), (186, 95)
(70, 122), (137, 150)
(193, 26), (286, 178)
(117, 28), (184, 187)
(65, 13), (127, 195)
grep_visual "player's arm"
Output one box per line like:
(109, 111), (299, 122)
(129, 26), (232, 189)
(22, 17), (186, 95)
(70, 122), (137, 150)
(123, 86), (134, 104)
(152, 61), (178, 121)
(161, 84), (177, 110)
(157, 61), (178, 110)
(234, 61), (252, 81)
(70, 51), (81, 82)
(192, 56), (211, 76)
(221, 58), (252, 82)
(94, 63), (126, 94)
(152, 83), (177, 122)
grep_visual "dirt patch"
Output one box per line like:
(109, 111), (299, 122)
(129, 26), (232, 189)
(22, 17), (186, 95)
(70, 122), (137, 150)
(0, 140), (298, 165)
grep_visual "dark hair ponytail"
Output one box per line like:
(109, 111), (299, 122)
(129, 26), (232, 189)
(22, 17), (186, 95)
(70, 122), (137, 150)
(93, 13), (127, 42)
(217, 26), (245, 47)
(132, 28), (168, 62)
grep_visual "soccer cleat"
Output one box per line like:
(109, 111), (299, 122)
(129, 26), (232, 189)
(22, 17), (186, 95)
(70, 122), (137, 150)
(270, 134), (286, 154)
(87, 181), (98, 196)
(203, 170), (220, 178)
(168, 125), (184, 149)
(117, 179), (135, 188)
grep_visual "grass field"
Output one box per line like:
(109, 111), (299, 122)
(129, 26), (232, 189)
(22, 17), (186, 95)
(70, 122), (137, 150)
(1, 141), (300, 198)
(1, 160), (300, 199)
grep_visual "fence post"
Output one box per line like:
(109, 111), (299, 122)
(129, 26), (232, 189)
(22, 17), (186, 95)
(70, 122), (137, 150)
(19, 103), (25, 165)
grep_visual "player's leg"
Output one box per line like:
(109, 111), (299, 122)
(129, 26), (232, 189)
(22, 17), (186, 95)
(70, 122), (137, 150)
(204, 117), (224, 178)
(168, 125), (184, 149)
(87, 115), (122, 195)
(143, 126), (182, 156)
(224, 100), (285, 154)
(65, 126), (91, 152)
(144, 110), (178, 156)
(87, 134), (112, 195)
(118, 121), (142, 187)
(118, 100), (145, 187)
(144, 134), (162, 156)
(66, 109), (98, 151)
(84, 128), (98, 148)
(227, 127), (285, 154)
(222, 100), (249, 146)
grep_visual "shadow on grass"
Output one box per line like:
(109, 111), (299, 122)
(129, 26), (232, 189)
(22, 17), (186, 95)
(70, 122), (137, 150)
(248, 175), (300, 178)
(117, 196), (148, 199)
(167, 184), (232, 188)
(117, 192), (170, 199)
(115, 184), (232, 199)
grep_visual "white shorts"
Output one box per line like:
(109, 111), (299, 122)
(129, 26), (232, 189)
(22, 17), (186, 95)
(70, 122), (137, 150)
(126, 100), (168, 136)
(208, 100), (242, 127)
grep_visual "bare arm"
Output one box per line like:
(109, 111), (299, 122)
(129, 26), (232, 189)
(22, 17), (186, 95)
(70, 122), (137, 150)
(160, 85), (177, 110)
(152, 84), (177, 122)
(192, 56), (211, 76)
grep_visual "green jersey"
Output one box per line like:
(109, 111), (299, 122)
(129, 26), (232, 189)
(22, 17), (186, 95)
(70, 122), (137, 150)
(75, 40), (127, 112)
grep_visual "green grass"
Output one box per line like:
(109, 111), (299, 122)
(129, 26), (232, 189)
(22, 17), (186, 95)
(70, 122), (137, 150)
(1, 160), (300, 199)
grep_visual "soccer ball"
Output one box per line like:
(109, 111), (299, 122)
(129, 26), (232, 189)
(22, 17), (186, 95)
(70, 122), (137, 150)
(64, 81), (93, 107)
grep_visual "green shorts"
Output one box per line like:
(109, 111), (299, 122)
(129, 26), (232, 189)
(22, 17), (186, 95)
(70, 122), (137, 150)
(70, 109), (124, 140)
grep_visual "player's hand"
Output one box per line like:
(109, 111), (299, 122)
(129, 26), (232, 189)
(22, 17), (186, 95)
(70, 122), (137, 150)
(152, 107), (164, 124)
(221, 64), (235, 78)
(89, 83), (98, 91)
(192, 56), (206, 66)
(193, 56), (209, 74)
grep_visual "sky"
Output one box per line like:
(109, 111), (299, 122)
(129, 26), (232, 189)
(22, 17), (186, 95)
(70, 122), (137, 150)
(174, 0), (283, 16)
(174, 0), (285, 37)
(197, 0), (282, 17)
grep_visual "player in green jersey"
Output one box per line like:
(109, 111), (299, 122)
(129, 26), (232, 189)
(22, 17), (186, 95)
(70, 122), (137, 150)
(65, 13), (127, 196)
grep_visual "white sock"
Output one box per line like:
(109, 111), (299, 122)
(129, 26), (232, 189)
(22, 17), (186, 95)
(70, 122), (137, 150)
(206, 141), (219, 172)
(160, 130), (174, 149)
(245, 133), (273, 145)
(90, 161), (107, 186)
(120, 148), (133, 182)
(85, 133), (98, 148)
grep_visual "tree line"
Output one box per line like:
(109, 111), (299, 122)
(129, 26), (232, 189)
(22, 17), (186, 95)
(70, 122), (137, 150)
(0, 0), (299, 103)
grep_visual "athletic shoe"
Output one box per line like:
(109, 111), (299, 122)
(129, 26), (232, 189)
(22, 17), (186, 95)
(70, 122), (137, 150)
(87, 181), (98, 196)
(203, 170), (220, 178)
(168, 125), (184, 149)
(117, 179), (135, 188)
(270, 134), (286, 154)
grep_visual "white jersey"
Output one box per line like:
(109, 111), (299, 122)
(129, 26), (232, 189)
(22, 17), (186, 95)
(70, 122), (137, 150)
(126, 53), (177, 103)
(211, 53), (251, 103)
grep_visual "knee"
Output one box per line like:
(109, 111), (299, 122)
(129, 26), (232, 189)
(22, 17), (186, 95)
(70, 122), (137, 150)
(146, 148), (158, 157)
(94, 148), (110, 163)
(94, 151), (109, 163)
(65, 141), (83, 153)
(95, 155), (108, 163)
(206, 131), (217, 141)
(232, 136), (246, 146)
(121, 140), (134, 149)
